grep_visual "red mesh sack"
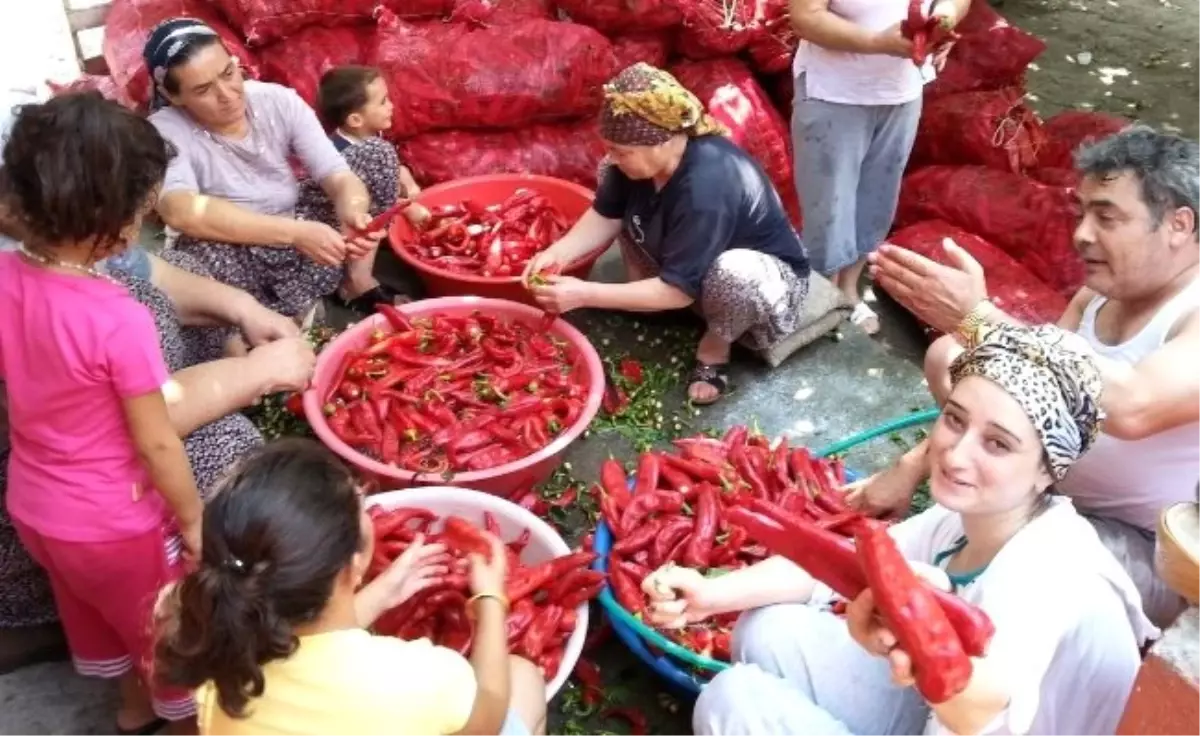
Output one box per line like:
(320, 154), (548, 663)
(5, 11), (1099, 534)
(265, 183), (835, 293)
(1029, 167), (1080, 188)
(924, 15), (1045, 99)
(910, 89), (1046, 173)
(258, 25), (373, 108)
(375, 0), (454, 17)
(371, 13), (617, 138)
(669, 58), (802, 228)
(397, 121), (608, 188)
(885, 220), (1068, 330)
(745, 0), (797, 74)
(47, 75), (134, 107)
(896, 166), (1084, 297)
(1037, 111), (1129, 169)
(674, 0), (764, 58)
(612, 33), (674, 71)
(446, 0), (553, 25)
(555, 0), (681, 33)
(207, 0), (376, 46)
(103, 0), (261, 110)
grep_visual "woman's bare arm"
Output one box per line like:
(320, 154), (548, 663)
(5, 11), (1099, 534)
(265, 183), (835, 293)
(157, 190), (300, 246)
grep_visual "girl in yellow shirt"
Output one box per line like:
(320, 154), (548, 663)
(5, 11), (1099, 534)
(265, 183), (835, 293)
(153, 439), (547, 735)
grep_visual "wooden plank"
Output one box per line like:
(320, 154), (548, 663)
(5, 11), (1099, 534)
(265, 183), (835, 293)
(66, 3), (110, 33)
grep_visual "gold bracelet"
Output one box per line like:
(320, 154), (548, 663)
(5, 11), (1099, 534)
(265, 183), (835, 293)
(466, 592), (510, 614)
(956, 300), (994, 349)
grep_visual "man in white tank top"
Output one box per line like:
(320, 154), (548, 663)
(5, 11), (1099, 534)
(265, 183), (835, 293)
(865, 126), (1199, 627)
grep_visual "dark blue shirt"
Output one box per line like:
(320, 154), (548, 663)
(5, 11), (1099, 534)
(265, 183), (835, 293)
(592, 135), (809, 299)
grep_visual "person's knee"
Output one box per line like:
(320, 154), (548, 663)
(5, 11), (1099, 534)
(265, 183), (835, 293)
(707, 249), (761, 291)
(507, 655), (547, 735)
(693, 665), (752, 736)
(731, 605), (792, 665)
(923, 335), (959, 403)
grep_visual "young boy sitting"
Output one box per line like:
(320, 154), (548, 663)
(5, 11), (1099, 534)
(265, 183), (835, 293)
(299, 65), (429, 230)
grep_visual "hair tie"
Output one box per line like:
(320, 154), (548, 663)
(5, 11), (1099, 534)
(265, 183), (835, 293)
(223, 556), (248, 575)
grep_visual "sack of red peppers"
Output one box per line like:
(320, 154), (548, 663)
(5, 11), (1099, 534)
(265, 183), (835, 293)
(596, 426), (996, 702)
(320, 305), (587, 474)
(366, 505), (602, 680)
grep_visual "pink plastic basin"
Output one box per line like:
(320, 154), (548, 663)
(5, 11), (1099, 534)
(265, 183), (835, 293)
(303, 296), (604, 497)
(366, 487), (587, 701)
(388, 174), (608, 306)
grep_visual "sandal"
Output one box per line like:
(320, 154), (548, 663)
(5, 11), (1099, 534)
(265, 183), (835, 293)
(687, 362), (731, 406)
(850, 302), (881, 336)
(331, 283), (411, 315)
(116, 717), (167, 735)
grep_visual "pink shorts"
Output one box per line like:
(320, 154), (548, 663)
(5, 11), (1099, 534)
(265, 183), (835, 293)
(13, 519), (195, 720)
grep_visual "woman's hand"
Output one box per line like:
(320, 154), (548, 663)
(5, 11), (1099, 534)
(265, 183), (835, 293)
(341, 212), (386, 260)
(292, 221), (348, 266)
(870, 23), (915, 59)
(181, 519), (203, 564)
(521, 247), (566, 288)
(641, 565), (720, 628)
(844, 469), (915, 519)
(248, 337), (316, 394)
(403, 203), (433, 228)
(467, 532), (509, 597)
(530, 275), (592, 314)
(237, 301), (300, 347)
(374, 534), (452, 610)
(845, 564), (952, 686)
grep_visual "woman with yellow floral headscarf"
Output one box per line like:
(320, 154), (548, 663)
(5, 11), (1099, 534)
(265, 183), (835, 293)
(524, 64), (812, 405)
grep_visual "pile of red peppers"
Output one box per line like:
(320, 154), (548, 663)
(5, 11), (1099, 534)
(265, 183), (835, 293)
(600, 426), (996, 703)
(366, 505), (605, 681)
(901, 0), (958, 65)
(322, 306), (588, 475)
(400, 188), (570, 277)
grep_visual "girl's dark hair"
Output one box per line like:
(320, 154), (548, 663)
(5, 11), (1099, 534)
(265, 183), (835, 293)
(0, 92), (174, 251)
(316, 65), (382, 129)
(154, 439), (364, 718)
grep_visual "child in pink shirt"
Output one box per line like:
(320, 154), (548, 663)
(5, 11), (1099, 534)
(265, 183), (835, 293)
(0, 93), (203, 732)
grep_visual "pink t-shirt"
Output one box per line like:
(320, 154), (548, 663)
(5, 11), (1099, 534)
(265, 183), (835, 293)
(0, 251), (171, 542)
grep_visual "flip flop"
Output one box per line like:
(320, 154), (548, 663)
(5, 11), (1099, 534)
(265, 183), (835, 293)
(850, 302), (881, 336)
(116, 717), (167, 735)
(331, 283), (412, 316)
(687, 362), (731, 406)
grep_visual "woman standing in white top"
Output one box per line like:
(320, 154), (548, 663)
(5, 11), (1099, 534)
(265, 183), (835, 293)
(644, 323), (1157, 734)
(789, 0), (968, 334)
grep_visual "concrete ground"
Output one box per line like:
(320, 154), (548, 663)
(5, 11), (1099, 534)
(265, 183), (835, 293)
(0, 238), (935, 734)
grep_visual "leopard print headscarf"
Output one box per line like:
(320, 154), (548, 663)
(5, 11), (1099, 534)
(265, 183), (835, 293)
(950, 323), (1105, 480)
(599, 63), (728, 147)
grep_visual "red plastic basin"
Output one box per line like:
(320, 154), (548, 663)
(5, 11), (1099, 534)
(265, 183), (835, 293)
(303, 296), (605, 497)
(389, 174), (609, 306)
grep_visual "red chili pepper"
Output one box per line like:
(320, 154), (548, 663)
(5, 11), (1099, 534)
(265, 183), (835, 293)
(506, 598), (537, 644)
(602, 707), (649, 736)
(602, 383), (630, 416)
(618, 358), (645, 385)
(731, 443), (769, 499)
(376, 303), (413, 332)
(856, 522), (973, 703)
(619, 490), (684, 537)
(547, 485), (578, 509)
(723, 425), (748, 450)
(573, 659), (604, 707)
(632, 452), (661, 497)
(661, 453), (727, 485)
(600, 458), (634, 509)
(771, 437), (792, 493)
(548, 568), (605, 605)
(560, 579), (606, 609)
(658, 464), (695, 497)
(681, 484), (718, 568)
(608, 561), (645, 614)
(284, 392), (305, 418)
(652, 517), (695, 568)
(442, 516), (493, 559)
(520, 604), (564, 659)
(612, 521), (660, 555)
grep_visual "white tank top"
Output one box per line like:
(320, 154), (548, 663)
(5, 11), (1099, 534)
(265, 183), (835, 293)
(791, 0), (934, 106)
(1060, 278), (1200, 531)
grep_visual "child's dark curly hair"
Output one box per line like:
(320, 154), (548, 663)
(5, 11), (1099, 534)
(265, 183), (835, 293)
(0, 92), (175, 251)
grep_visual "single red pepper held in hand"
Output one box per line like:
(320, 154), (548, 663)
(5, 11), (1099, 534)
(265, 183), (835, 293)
(855, 522), (973, 704)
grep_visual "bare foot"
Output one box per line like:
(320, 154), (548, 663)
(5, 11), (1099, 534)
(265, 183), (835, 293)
(850, 302), (881, 336)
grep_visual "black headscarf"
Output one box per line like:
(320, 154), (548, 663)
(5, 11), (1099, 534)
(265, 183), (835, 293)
(141, 17), (222, 110)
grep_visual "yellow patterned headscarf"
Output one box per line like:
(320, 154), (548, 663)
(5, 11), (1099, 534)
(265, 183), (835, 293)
(599, 63), (728, 147)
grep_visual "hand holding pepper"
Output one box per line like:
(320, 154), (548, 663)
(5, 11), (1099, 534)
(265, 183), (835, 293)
(342, 212), (386, 260)
(870, 22), (916, 59)
(640, 564), (719, 629)
(467, 531), (509, 600)
(372, 533), (452, 610)
(530, 274), (592, 315)
(520, 248), (566, 289)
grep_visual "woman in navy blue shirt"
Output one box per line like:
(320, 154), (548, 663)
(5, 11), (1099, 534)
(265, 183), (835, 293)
(525, 64), (811, 404)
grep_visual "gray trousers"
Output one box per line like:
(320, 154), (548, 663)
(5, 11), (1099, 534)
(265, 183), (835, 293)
(791, 74), (922, 276)
(1087, 514), (1187, 629)
(693, 604), (929, 735)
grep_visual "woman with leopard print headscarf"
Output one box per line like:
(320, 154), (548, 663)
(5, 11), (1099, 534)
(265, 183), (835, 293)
(524, 63), (811, 406)
(644, 323), (1158, 735)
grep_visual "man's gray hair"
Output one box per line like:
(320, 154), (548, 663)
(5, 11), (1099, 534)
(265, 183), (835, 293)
(1075, 124), (1199, 235)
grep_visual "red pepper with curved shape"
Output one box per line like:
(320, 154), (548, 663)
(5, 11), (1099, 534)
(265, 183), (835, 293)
(681, 484), (718, 568)
(620, 490), (684, 537)
(600, 458), (634, 509)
